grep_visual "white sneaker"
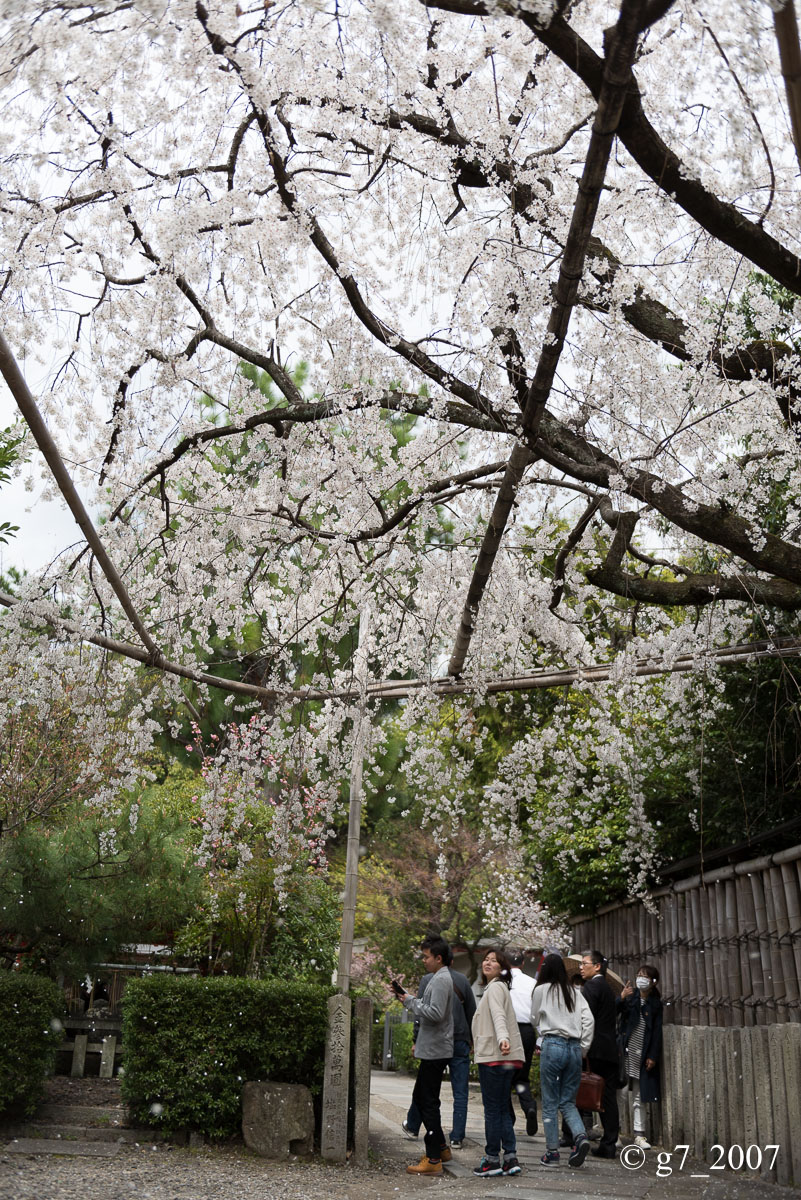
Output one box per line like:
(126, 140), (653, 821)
(633, 1135), (650, 1150)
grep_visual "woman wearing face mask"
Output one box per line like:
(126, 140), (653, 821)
(619, 964), (663, 1149)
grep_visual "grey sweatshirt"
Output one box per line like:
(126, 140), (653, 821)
(403, 966), (454, 1059)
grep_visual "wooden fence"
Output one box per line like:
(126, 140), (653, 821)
(638, 1024), (801, 1187)
(569, 842), (801, 1026)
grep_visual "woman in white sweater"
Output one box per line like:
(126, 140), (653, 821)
(530, 953), (595, 1169)
(470, 948), (525, 1178)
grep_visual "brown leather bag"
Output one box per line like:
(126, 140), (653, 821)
(575, 1070), (604, 1111)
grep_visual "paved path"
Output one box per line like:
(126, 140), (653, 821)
(368, 1070), (796, 1200)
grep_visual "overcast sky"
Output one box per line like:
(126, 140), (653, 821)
(0, 387), (90, 577)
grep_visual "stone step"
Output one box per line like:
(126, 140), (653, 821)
(2, 1137), (122, 1158)
(38, 1103), (129, 1125)
(2, 1122), (163, 1144)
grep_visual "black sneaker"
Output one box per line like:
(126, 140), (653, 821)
(526, 1109), (538, 1137)
(473, 1157), (503, 1176)
(568, 1136), (590, 1168)
(401, 1120), (419, 1139)
(449, 1139), (463, 1149)
(502, 1156), (522, 1176)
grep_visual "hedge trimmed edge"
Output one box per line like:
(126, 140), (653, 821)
(0, 974), (65, 1118)
(122, 975), (334, 1138)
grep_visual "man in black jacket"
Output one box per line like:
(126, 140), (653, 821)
(580, 950), (619, 1158)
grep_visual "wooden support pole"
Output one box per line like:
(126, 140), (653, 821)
(336, 604), (371, 995)
(322, 606), (371, 1163)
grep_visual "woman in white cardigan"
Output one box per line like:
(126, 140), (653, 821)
(470, 948), (525, 1178)
(530, 953), (595, 1169)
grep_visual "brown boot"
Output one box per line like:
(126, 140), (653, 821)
(439, 1146), (452, 1163)
(407, 1156), (443, 1175)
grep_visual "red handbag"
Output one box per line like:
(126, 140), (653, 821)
(575, 1070), (604, 1111)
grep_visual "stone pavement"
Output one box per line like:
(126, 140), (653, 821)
(368, 1069), (798, 1200)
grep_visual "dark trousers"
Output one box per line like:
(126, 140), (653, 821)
(511, 1023), (536, 1118)
(588, 1056), (620, 1153)
(412, 1057), (448, 1160)
(406, 1038), (471, 1141)
(478, 1063), (516, 1159)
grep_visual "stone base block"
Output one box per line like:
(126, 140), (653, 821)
(241, 1081), (315, 1159)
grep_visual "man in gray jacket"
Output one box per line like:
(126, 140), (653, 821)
(396, 936), (454, 1175)
(402, 939), (476, 1147)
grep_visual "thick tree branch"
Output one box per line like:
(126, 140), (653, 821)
(423, 0), (801, 295)
(448, 0), (651, 676)
(0, 332), (164, 665)
(774, 0), (801, 173)
(586, 511), (801, 609)
(365, 105), (801, 427)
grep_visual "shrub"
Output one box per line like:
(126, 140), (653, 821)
(391, 1020), (417, 1073)
(0, 974), (64, 1117)
(121, 975), (334, 1138)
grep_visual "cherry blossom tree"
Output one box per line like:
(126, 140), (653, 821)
(1, 0), (801, 902)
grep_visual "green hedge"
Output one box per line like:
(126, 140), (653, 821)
(391, 1020), (417, 1073)
(0, 974), (65, 1117)
(121, 975), (334, 1138)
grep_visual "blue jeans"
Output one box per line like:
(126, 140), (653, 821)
(406, 1040), (471, 1141)
(539, 1035), (585, 1151)
(448, 1040), (470, 1141)
(477, 1063), (516, 1160)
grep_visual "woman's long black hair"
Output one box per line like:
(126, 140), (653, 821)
(536, 953), (575, 1012)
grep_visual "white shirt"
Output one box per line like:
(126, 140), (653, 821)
(509, 966), (535, 1023)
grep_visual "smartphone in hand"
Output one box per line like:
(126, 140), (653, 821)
(390, 979), (405, 997)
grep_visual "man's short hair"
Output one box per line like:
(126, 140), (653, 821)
(582, 949), (607, 973)
(422, 936), (451, 966)
(509, 949), (524, 967)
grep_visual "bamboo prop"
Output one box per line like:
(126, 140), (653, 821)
(772, 863), (799, 1023)
(749, 869), (773, 1025)
(647, 905), (659, 963)
(736, 873), (760, 1026)
(750, 870), (775, 1023)
(702, 884), (718, 1025)
(666, 897), (680, 1025)
(696, 885), (714, 1025)
(690, 888), (705, 1027)
(626, 906), (636, 975)
(781, 859), (801, 1021)
(774, 0), (801, 172)
(764, 866), (787, 1023)
(724, 878), (744, 1026)
(712, 881), (730, 1028)
(675, 892), (691, 1026)
(670, 895), (681, 1025)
